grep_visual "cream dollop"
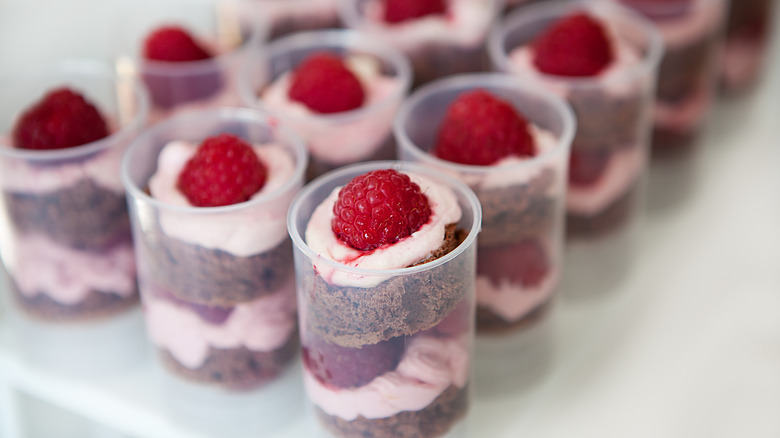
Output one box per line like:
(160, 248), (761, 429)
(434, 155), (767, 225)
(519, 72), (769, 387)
(567, 145), (645, 216)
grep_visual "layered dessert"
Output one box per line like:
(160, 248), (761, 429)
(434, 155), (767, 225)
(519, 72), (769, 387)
(138, 133), (299, 389)
(297, 168), (475, 437)
(340, 0), (498, 86)
(721, 0), (774, 94)
(0, 88), (139, 321)
(248, 0), (340, 39)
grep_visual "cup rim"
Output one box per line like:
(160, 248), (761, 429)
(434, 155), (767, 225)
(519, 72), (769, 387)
(120, 107), (308, 214)
(394, 73), (577, 174)
(287, 160), (483, 278)
(0, 59), (150, 162)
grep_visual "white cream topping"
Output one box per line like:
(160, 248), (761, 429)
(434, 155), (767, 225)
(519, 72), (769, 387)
(144, 283), (297, 369)
(148, 140), (297, 256)
(567, 145), (644, 216)
(303, 334), (470, 420)
(260, 55), (402, 166)
(476, 268), (558, 323)
(305, 171), (462, 288)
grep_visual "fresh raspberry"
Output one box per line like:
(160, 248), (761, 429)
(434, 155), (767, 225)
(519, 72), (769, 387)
(331, 169), (432, 251)
(143, 25), (213, 62)
(433, 89), (536, 166)
(478, 239), (550, 288)
(302, 335), (404, 389)
(568, 148), (611, 187)
(533, 13), (614, 77)
(383, 0), (447, 24)
(288, 52), (366, 114)
(12, 88), (109, 150)
(177, 133), (268, 207)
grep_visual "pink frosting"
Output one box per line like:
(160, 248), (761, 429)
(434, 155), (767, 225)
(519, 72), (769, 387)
(721, 38), (766, 90)
(476, 268), (558, 323)
(303, 334), (470, 420)
(244, 0), (337, 26)
(567, 145), (645, 216)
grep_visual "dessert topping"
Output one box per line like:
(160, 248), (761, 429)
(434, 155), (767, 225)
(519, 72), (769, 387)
(13, 87), (109, 150)
(383, 0), (447, 24)
(568, 148), (610, 187)
(143, 25), (213, 62)
(288, 52), (366, 114)
(533, 12), (614, 77)
(303, 335), (405, 389)
(433, 89), (535, 166)
(332, 169), (432, 251)
(177, 133), (268, 207)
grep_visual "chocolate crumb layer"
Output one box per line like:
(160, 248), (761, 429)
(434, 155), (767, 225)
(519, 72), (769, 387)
(657, 33), (719, 102)
(317, 384), (468, 438)
(10, 281), (139, 323)
(409, 43), (488, 88)
(567, 87), (646, 151)
(567, 184), (638, 239)
(477, 300), (551, 334)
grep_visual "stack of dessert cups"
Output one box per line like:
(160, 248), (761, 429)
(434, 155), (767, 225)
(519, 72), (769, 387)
(241, 0), (341, 40)
(238, 29), (412, 180)
(121, 108), (307, 435)
(338, 0), (501, 87)
(114, 0), (266, 126)
(287, 161), (481, 437)
(720, 0), (775, 95)
(0, 59), (149, 374)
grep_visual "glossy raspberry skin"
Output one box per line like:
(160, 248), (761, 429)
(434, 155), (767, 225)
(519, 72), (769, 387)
(383, 0), (447, 24)
(143, 25), (213, 62)
(302, 335), (405, 389)
(332, 169), (432, 251)
(288, 52), (365, 114)
(533, 13), (614, 77)
(568, 148), (611, 187)
(12, 88), (109, 150)
(177, 133), (268, 207)
(433, 89), (536, 166)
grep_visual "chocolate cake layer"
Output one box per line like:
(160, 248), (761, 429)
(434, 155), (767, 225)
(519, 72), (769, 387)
(410, 44), (488, 88)
(568, 87), (645, 150)
(269, 15), (341, 40)
(477, 300), (551, 334)
(566, 183), (638, 238)
(10, 281), (139, 323)
(657, 33), (719, 102)
(317, 384), (468, 438)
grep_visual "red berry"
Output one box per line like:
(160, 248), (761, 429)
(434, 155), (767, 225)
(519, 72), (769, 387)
(12, 88), (109, 150)
(302, 335), (404, 389)
(478, 239), (550, 288)
(433, 89), (536, 166)
(143, 25), (213, 62)
(288, 52), (365, 114)
(331, 169), (432, 251)
(568, 148), (611, 187)
(176, 133), (268, 207)
(383, 0), (447, 24)
(533, 13), (614, 77)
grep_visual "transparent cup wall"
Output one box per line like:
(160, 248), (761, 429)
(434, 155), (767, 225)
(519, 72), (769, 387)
(395, 74), (574, 333)
(239, 30), (411, 181)
(721, 0), (774, 94)
(116, 0), (265, 125)
(244, 0), (341, 40)
(288, 161), (481, 437)
(338, 0), (500, 87)
(0, 60), (148, 323)
(122, 108), (306, 390)
(490, 0), (663, 238)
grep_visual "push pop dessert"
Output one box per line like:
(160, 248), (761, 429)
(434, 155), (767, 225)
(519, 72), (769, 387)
(0, 87), (140, 321)
(289, 164), (480, 437)
(720, 0), (774, 95)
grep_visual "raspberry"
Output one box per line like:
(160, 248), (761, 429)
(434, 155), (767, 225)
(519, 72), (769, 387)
(302, 335), (404, 389)
(12, 88), (109, 150)
(568, 148), (611, 187)
(383, 0), (447, 24)
(143, 25), (213, 62)
(288, 52), (365, 114)
(176, 133), (268, 207)
(478, 239), (550, 288)
(433, 89), (536, 166)
(331, 169), (432, 251)
(533, 13), (614, 77)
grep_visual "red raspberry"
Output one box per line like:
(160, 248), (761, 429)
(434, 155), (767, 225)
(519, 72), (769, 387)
(176, 133), (268, 207)
(383, 0), (447, 24)
(287, 52), (365, 114)
(568, 148), (611, 187)
(478, 239), (550, 288)
(433, 89), (536, 166)
(143, 25), (213, 62)
(302, 335), (405, 389)
(331, 169), (432, 251)
(12, 88), (109, 150)
(533, 13), (614, 77)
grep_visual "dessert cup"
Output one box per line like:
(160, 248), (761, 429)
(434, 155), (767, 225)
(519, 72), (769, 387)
(721, 0), (774, 95)
(489, 0), (663, 239)
(338, 0), (501, 87)
(288, 161), (481, 437)
(115, 0), (265, 125)
(243, 0), (341, 40)
(395, 73), (575, 333)
(122, 108), (307, 391)
(239, 30), (411, 180)
(614, 0), (727, 154)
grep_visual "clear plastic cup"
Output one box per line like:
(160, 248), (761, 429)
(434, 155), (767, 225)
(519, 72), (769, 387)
(238, 29), (412, 180)
(242, 0), (340, 40)
(115, 0), (266, 125)
(489, 0), (663, 239)
(121, 107), (307, 391)
(287, 161), (481, 438)
(338, 0), (501, 87)
(615, 0), (727, 154)
(721, 0), (774, 95)
(395, 73), (575, 333)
